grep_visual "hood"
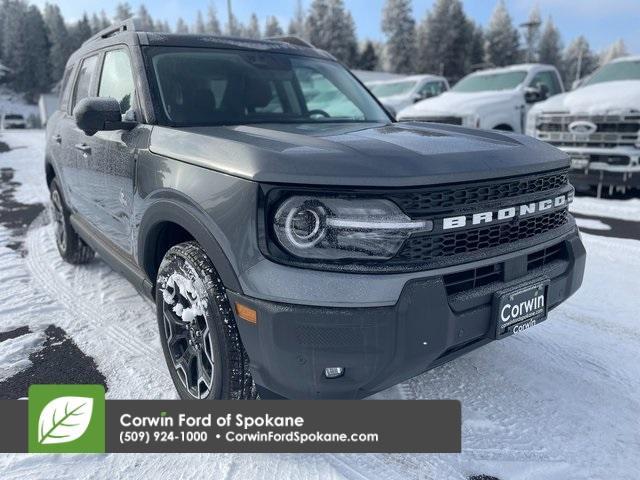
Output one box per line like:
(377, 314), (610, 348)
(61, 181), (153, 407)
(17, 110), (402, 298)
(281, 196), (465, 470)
(531, 80), (640, 115)
(399, 90), (521, 118)
(149, 122), (568, 187)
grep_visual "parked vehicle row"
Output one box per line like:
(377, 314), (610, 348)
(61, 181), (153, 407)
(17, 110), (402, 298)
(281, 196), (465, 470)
(1, 113), (27, 129)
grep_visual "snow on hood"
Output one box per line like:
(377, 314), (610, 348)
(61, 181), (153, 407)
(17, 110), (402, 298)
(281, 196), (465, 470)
(530, 80), (640, 115)
(399, 90), (520, 118)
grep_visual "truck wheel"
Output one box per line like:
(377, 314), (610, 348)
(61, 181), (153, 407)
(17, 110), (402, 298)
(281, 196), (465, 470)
(49, 178), (95, 264)
(156, 241), (256, 400)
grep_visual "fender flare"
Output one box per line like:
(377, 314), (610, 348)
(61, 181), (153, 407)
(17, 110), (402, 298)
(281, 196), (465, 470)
(137, 198), (243, 293)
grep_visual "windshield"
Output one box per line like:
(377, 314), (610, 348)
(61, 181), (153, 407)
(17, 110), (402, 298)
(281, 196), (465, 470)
(452, 71), (527, 92)
(4, 114), (23, 120)
(145, 47), (389, 126)
(369, 80), (417, 97)
(583, 60), (640, 87)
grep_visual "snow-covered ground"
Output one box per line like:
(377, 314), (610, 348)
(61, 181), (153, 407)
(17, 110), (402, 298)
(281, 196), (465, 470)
(0, 129), (639, 479)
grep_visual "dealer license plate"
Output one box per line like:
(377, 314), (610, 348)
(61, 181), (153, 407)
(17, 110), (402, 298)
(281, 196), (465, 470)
(494, 279), (549, 339)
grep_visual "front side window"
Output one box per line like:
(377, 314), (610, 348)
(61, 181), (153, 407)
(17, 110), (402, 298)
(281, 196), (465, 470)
(145, 47), (389, 126)
(529, 71), (561, 96)
(98, 49), (136, 114)
(72, 55), (98, 110)
(583, 59), (640, 87)
(417, 81), (445, 98)
(452, 71), (527, 93)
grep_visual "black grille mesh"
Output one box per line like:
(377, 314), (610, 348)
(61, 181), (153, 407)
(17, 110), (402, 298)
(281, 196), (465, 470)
(393, 210), (569, 264)
(388, 170), (568, 215)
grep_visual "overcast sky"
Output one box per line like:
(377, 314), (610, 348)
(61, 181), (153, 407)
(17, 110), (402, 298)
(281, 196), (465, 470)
(32, 0), (639, 53)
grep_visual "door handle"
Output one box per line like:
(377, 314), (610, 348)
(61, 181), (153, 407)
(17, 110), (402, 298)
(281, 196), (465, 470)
(52, 134), (62, 144)
(74, 143), (91, 155)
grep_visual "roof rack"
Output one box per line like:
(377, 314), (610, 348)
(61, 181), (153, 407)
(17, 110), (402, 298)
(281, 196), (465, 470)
(83, 17), (141, 46)
(266, 36), (315, 49)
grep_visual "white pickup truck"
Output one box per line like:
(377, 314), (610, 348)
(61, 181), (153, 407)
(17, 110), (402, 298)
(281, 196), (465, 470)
(527, 56), (640, 196)
(366, 74), (449, 115)
(397, 64), (564, 132)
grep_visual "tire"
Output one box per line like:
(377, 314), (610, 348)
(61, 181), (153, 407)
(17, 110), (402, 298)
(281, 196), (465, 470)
(156, 241), (256, 400)
(49, 178), (95, 264)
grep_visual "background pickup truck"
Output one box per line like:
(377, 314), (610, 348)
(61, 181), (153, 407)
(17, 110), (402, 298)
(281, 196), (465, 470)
(527, 56), (640, 197)
(397, 63), (564, 133)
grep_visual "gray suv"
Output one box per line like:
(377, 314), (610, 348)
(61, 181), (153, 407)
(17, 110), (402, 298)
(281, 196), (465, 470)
(45, 20), (585, 400)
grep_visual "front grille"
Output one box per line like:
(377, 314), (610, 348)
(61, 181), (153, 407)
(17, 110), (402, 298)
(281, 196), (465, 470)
(392, 210), (569, 265)
(444, 263), (503, 295)
(408, 116), (463, 125)
(535, 113), (640, 148)
(387, 169), (568, 216)
(527, 242), (567, 270)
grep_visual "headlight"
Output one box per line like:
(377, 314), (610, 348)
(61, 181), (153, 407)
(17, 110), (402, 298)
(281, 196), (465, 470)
(271, 196), (432, 261)
(525, 111), (538, 136)
(463, 114), (480, 128)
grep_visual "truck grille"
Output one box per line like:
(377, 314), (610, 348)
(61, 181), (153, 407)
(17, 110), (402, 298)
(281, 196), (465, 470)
(387, 170), (568, 215)
(392, 210), (569, 265)
(535, 113), (640, 148)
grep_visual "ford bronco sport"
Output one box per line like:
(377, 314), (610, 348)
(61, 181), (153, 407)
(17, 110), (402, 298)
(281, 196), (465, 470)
(44, 19), (585, 400)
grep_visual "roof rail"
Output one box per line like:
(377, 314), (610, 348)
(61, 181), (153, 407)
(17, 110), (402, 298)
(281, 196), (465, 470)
(83, 17), (141, 46)
(266, 36), (315, 49)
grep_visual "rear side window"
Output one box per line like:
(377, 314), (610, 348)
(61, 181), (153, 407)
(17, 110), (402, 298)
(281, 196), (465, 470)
(98, 49), (136, 114)
(59, 67), (74, 112)
(72, 55), (98, 110)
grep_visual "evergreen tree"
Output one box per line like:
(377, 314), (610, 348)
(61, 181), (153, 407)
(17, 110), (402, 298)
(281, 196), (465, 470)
(306, 0), (358, 67)
(175, 17), (189, 34)
(485, 0), (521, 67)
(264, 16), (283, 37)
(563, 36), (598, 85)
(244, 13), (261, 39)
(1, 1), (28, 92)
(538, 17), (562, 68)
(194, 11), (206, 34)
(206, 4), (222, 35)
(115, 2), (133, 21)
(356, 41), (379, 71)
(157, 20), (171, 33)
(136, 4), (154, 31)
(469, 23), (485, 67)
(600, 39), (629, 65)
(288, 0), (306, 38)
(381, 0), (416, 74)
(43, 3), (71, 84)
(69, 14), (92, 51)
(416, 0), (472, 81)
(23, 5), (50, 98)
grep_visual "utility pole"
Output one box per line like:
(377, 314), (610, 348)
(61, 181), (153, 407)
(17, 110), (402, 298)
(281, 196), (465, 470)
(575, 48), (583, 84)
(227, 0), (233, 35)
(519, 18), (542, 63)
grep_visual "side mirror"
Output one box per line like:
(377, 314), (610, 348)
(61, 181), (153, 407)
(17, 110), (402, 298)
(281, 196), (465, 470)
(73, 97), (136, 136)
(524, 86), (542, 104)
(412, 93), (425, 103)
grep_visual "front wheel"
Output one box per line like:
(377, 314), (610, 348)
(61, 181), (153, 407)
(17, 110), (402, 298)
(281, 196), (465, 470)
(156, 241), (256, 400)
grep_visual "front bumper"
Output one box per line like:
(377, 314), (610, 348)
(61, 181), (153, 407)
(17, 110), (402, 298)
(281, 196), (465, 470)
(228, 227), (585, 399)
(560, 146), (640, 190)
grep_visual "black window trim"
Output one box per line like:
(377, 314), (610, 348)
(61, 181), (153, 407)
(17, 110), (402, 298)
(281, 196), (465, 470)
(70, 53), (101, 115)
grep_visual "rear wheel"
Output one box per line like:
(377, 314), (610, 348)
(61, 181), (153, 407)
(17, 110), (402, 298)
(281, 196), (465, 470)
(50, 178), (95, 264)
(156, 241), (256, 400)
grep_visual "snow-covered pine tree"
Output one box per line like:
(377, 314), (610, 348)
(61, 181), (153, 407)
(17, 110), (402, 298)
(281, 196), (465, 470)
(357, 41), (379, 71)
(194, 11), (206, 34)
(69, 14), (93, 52)
(415, 0), (472, 81)
(206, 4), (222, 35)
(244, 13), (261, 39)
(469, 23), (485, 68)
(264, 16), (284, 37)
(563, 36), (599, 85)
(43, 3), (71, 84)
(175, 18), (189, 34)
(306, 0), (358, 67)
(136, 4), (155, 32)
(600, 39), (629, 65)
(381, 0), (416, 74)
(23, 5), (50, 99)
(485, 0), (521, 67)
(538, 17), (562, 69)
(115, 3), (133, 21)
(288, 0), (306, 38)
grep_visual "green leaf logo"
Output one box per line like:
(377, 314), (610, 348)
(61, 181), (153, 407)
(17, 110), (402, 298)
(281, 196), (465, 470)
(37, 396), (94, 445)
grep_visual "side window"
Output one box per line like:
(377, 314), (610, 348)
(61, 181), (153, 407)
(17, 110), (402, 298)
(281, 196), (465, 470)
(418, 81), (444, 98)
(72, 55), (98, 110)
(530, 71), (561, 97)
(59, 66), (74, 112)
(98, 49), (136, 114)
(295, 67), (364, 119)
